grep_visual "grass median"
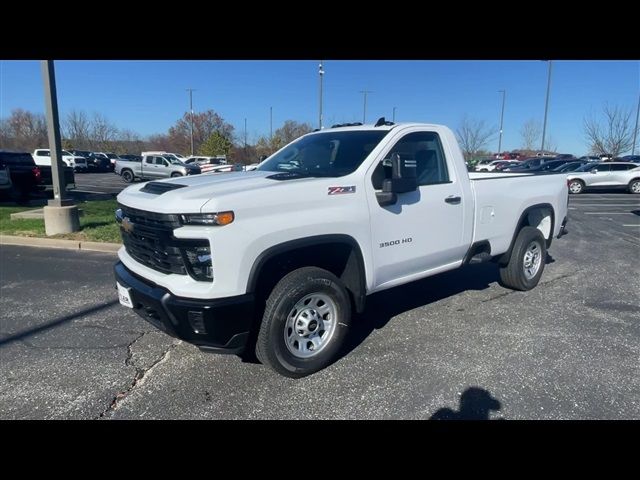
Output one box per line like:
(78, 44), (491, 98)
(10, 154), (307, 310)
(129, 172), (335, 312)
(0, 199), (121, 243)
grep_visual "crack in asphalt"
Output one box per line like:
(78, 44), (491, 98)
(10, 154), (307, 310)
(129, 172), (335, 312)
(480, 270), (582, 304)
(95, 334), (180, 419)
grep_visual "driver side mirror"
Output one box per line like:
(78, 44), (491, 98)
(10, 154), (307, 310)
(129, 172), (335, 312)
(591, 169), (598, 173)
(376, 153), (418, 206)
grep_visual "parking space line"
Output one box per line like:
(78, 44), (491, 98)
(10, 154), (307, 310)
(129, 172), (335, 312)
(72, 189), (112, 194)
(622, 224), (640, 227)
(583, 212), (637, 215)
(570, 204), (640, 207)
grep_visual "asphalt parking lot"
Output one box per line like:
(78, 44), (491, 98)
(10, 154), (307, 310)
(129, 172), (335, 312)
(0, 192), (638, 419)
(72, 170), (128, 196)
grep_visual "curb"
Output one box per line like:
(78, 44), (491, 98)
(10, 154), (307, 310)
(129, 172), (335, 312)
(0, 235), (121, 253)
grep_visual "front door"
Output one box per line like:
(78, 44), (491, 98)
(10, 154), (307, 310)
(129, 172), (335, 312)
(366, 129), (469, 291)
(585, 163), (611, 186)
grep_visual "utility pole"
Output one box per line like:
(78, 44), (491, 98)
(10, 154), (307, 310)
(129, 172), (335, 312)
(244, 118), (247, 147)
(270, 106), (273, 141)
(498, 90), (506, 154)
(318, 61), (324, 129)
(41, 60), (79, 234)
(392, 106), (397, 122)
(540, 60), (553, 153)
(186, 88), (195, 156)
(632, 92), (640, 155)
(360, 90), (373, 124)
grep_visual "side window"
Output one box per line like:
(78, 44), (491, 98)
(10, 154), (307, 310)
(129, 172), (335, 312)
(593, 164), (610, 172)
(611, 164), (633, 171)
(156, 157), (168, 166)
(371, 131), (450, 190)
(145, 156), (154, 164)
(37, 150), (50, 157)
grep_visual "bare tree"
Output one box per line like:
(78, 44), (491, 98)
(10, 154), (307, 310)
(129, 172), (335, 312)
(545, 135), (558, 153)
(456, 116), (495, 161)
(0, 109), (48, 151)
(168, 110), (235, 155)
(90, 112), (119, 151)
(520, 119), (542, 150)
(64, 110), (91, 149)
(584, 103), (636, 157)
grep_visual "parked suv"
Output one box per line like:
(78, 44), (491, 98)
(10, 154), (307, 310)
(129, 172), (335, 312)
(567, 162), (640, 194)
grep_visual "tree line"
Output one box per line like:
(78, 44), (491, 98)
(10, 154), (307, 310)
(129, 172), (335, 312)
(0, 108), (313, 165)
(456, 102), (638, 162)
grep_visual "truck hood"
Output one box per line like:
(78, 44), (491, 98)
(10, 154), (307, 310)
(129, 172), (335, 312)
(116, 170), (332, 213)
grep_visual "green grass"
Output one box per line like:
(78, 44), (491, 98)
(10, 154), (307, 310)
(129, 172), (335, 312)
(0, 199), (121, 243)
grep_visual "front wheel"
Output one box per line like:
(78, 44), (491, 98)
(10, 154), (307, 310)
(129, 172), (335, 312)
(629, 179), (640, 194)
(568, 179), (584, 194)
(171, 172), (183, 177)
(256, 267), (352, 378)
(121, 170), (134, 183)
(499, 226), (547, 291)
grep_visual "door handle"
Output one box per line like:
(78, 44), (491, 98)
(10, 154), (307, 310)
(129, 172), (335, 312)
(445, 195), (461, 204)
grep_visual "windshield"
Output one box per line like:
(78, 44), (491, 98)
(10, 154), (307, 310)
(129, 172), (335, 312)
(258, 130), (390, 177)
(106, 153), (118, 159)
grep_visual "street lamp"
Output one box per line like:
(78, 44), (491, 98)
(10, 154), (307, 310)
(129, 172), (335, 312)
(497, 90), (506, 154)
(540, 60), (553, 153)
(360, 90), (373, 124)
(186, 88), (196, 156)
(318, 61), (324, 129)
(632, 92), (640, 155)
(392, 106), (397, 122)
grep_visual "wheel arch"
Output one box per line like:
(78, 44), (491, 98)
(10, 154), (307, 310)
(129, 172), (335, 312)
(247, 234), (368, 313)
(497, 203), (555, 265)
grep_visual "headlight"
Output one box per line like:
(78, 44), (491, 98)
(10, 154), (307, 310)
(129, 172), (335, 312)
(180, 211), (234, 226)
(182, 245), (213, 281)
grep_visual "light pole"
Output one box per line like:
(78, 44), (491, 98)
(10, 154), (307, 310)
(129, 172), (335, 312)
(318, 61), (325, 129)
(360, 90), (373, 124)
(540, 60), (553, 153)
(244, 118), (247, 148)
(392, 106), (397, 122)
(186, 88), (196, 156)
(498, 90), (506, 154)
(632, 92), (640, 155)
(270, 106), (273, 141)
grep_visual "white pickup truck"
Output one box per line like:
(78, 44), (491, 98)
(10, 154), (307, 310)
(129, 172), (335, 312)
(114, 120), (569, 377)
(33, 149), (88, 172)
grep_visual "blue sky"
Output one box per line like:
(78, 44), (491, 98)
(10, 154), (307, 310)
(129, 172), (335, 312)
(1, 60), (638, 154)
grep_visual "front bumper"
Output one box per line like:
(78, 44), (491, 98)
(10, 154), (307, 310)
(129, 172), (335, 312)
(114, 261), (254, 354)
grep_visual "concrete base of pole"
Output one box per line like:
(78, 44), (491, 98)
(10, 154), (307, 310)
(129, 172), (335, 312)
(44, 205), (80, 236)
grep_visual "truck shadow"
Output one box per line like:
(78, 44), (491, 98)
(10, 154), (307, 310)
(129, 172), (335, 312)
(342, 262), (501, 358)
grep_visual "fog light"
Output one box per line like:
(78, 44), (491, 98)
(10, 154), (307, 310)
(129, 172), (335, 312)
(183, 245), (213, 281)
(188, 311), (206, 334)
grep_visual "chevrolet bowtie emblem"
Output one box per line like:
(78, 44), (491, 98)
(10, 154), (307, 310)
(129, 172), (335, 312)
(121, 217), (134, 233)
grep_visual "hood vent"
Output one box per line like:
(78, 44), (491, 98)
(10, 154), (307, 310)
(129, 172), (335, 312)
(140, 182), (188, 195)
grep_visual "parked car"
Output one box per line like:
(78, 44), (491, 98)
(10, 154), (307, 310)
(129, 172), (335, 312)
(114, 121), (569, 377)
(0, 150), (75, 201)
(567, 162), (640, 194)
(578, 156), (600, 163)
(598, 153), (613, 161)
(115, 154), (200, 183)
(70, 150), (110, 171)
(551, 161), (589, 173)
(503, 157), (556, 172)
(118, 154), (142, 162)
(618, 155), (640, 163)
(32, 149), (88, 172)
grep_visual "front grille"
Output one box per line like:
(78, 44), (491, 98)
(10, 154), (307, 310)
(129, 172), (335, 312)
(118, 205), (186, 275)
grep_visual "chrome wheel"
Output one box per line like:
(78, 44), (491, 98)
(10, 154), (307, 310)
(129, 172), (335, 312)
(284, 293), (338, 359)
(630, 181), (640, 194)
(523, 241), (542, 280)
(569, 181), (583, 194)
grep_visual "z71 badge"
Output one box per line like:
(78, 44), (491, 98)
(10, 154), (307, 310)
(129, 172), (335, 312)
(328, 186), (356, 195)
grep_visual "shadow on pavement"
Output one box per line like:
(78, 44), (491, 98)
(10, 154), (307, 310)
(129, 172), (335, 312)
(0, 300), (119, 347)
(342, 262), (500, 358)
(430, 387), (502, 420)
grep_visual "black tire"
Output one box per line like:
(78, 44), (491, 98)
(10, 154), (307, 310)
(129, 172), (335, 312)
(568, 179), (584, 194)
(121, 169), (134, 183)
(499, 226), (547, 291)
(255, 266), (352, 378)
(171, 172), (183, 178)
(629, 179), (640, 194)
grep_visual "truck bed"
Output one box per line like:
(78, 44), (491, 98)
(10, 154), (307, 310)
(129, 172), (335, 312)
(469, 171), (568, 254)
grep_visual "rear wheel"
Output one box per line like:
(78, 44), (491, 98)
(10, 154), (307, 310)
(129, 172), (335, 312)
(171, 172), (182, 178)
(629, 179), (640, 194)
(121, 170), (134, 183)
(568, 179), (584, 194)
(256, 267), (352, 378)
(499, 226), (547, 291)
